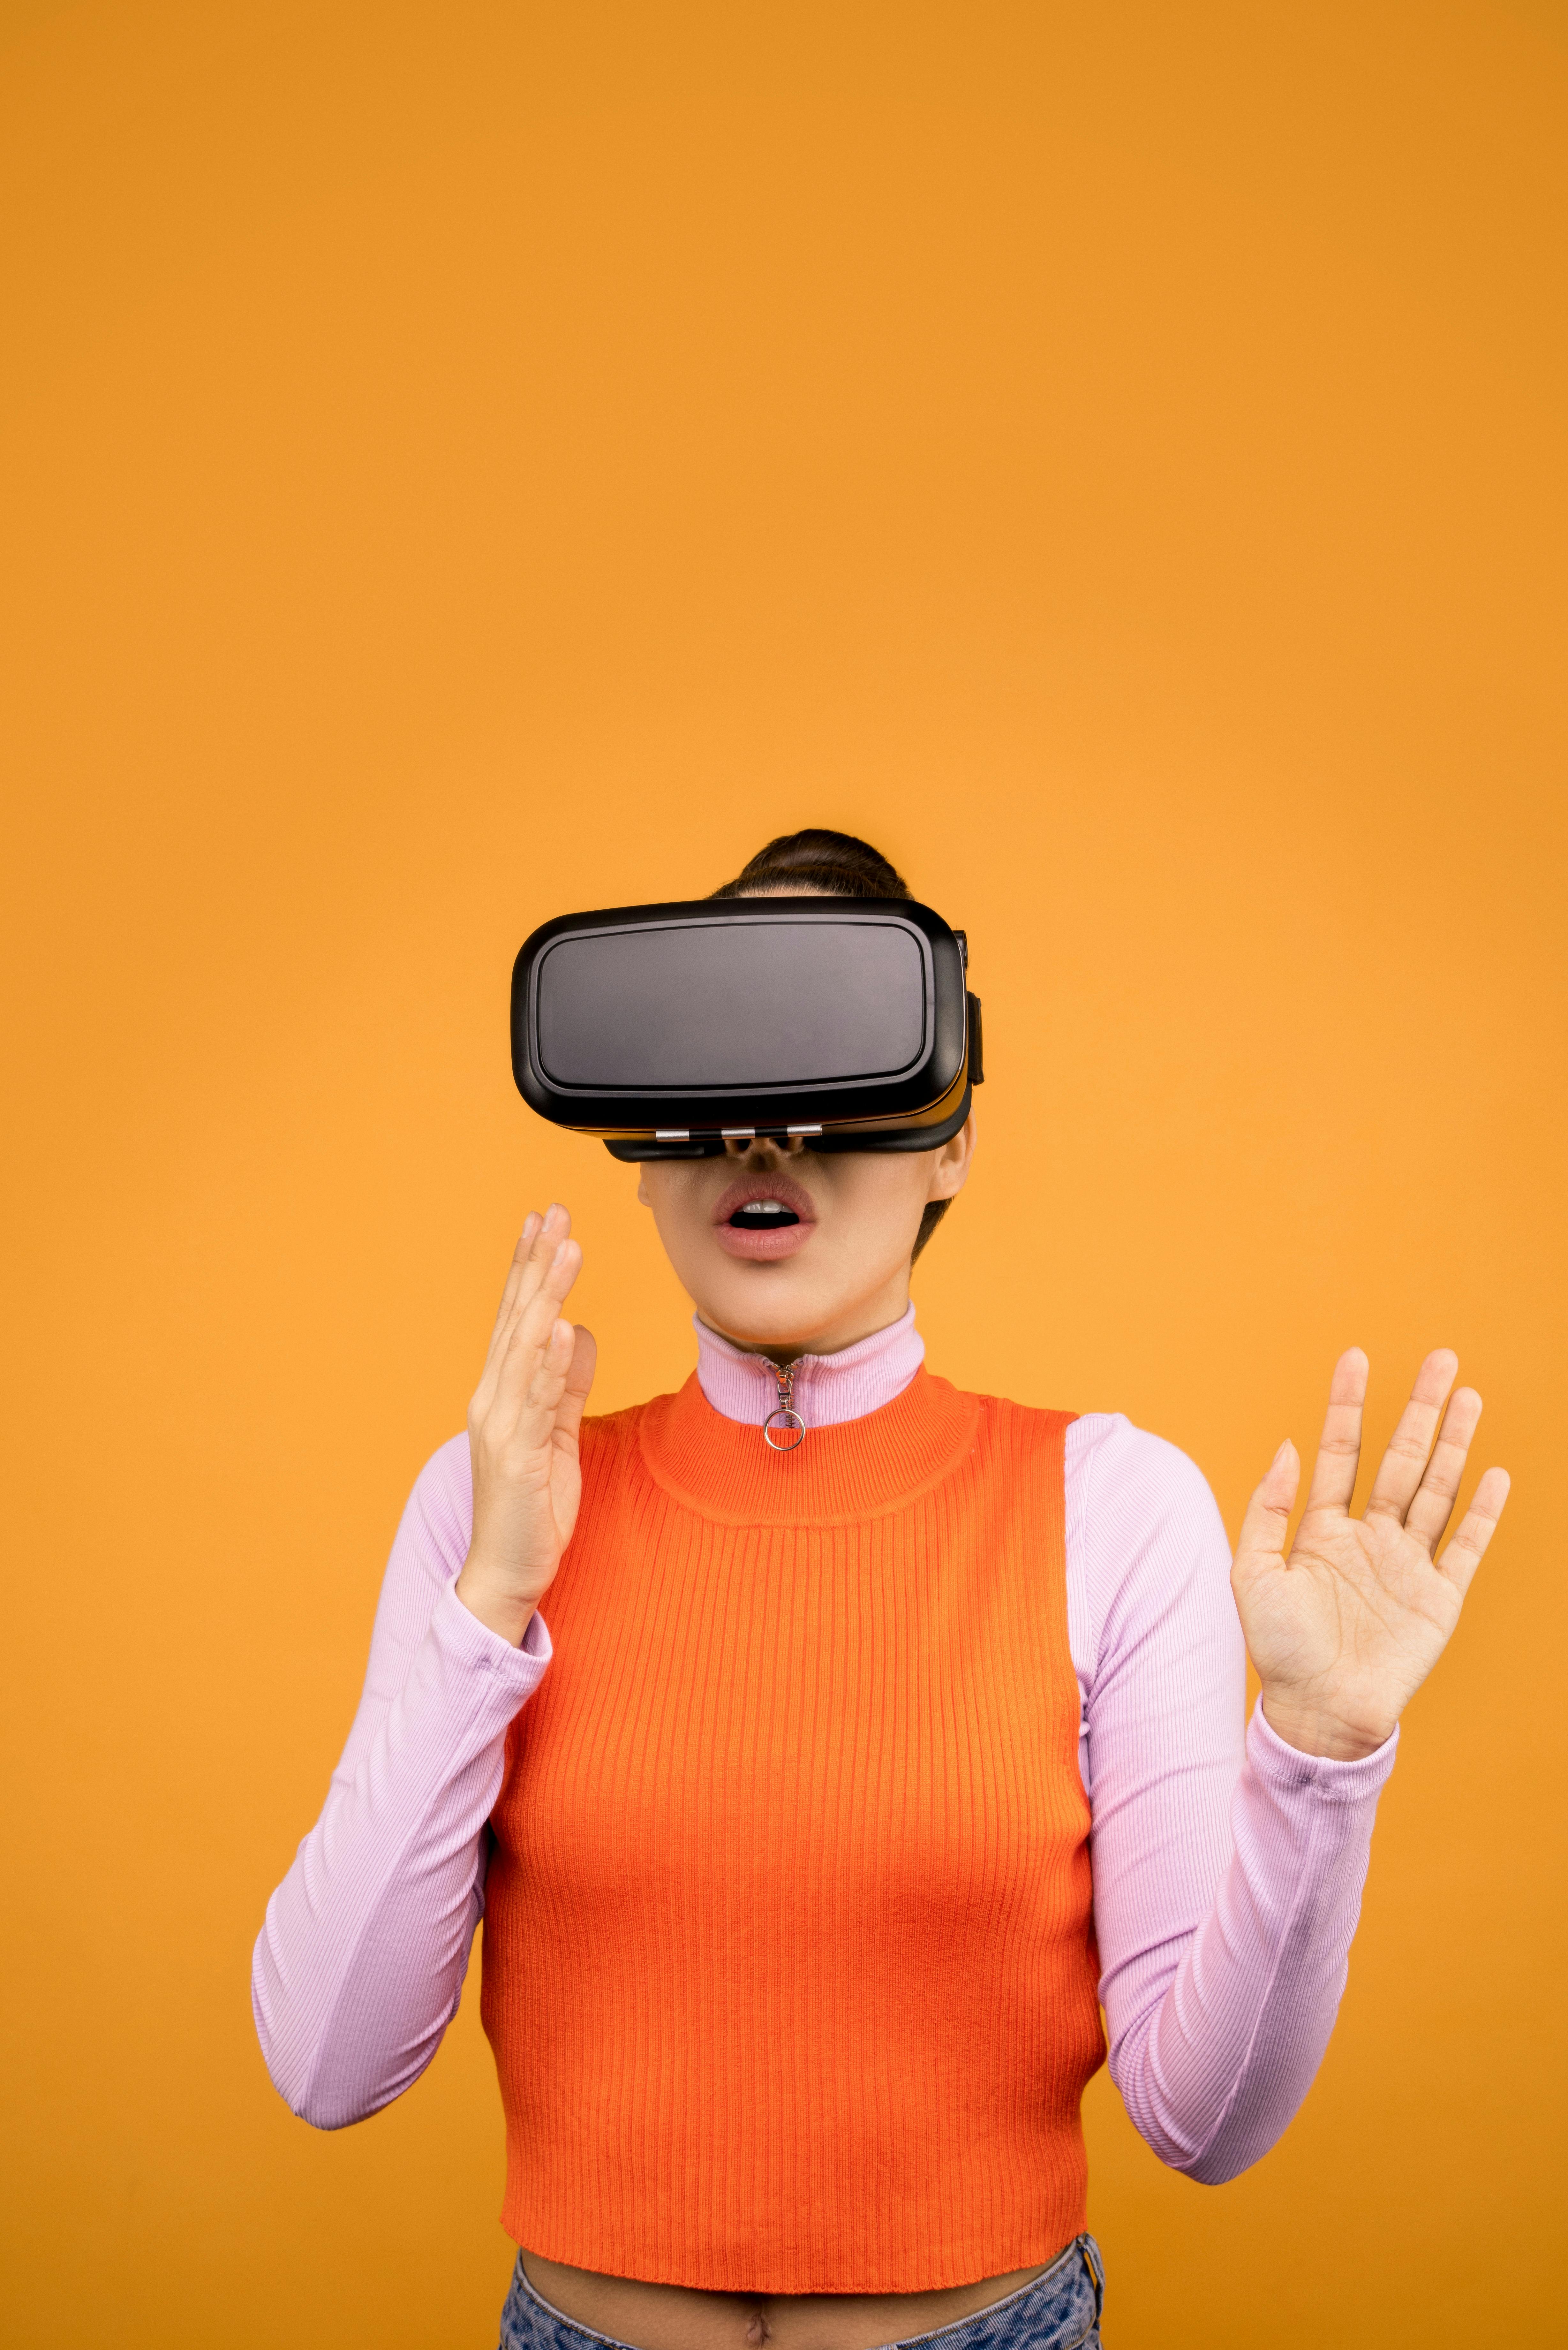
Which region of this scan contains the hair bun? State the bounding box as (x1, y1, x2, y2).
(710, 828, 911, 902)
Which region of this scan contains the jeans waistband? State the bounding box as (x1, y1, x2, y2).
(499, 2235, 1105, 2350)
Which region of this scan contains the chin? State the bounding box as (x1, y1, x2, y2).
(692, 1264, 843, 1351)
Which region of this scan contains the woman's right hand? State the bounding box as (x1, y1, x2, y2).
(454, 1205, 598, 1647)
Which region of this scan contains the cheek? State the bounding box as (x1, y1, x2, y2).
(641, 1175, 726, 1268)
(821, 1164, 932, 1247)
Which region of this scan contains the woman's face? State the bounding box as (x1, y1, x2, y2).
(636, 1121, 974, 1358)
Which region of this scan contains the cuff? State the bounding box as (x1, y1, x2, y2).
(1247, 1694, 1399, 1802)
(431, 1580, 553, 1696)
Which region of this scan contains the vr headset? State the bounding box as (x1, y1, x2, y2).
(511, 896, 984, 1159)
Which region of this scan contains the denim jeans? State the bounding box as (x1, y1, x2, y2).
(498, 2235, 1105, 2350)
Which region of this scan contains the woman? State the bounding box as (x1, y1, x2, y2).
(254, 830, 1509, 2350)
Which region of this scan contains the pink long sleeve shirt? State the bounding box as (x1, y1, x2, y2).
(253, 1309, 1397, 2187)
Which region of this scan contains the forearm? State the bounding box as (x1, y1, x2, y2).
(1107, 1699, 1396, 2179)
(252, 1582, 548, 2128)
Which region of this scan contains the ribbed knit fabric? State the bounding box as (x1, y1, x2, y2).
(480, 1368, 1103, 2294)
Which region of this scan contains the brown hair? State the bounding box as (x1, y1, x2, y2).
(710, 828, 912, 903)
(711, 830, 953, 1263)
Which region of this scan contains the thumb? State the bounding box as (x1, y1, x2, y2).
(555, 1325, 598, 1441)
(1235, 1438, 1300, 1565)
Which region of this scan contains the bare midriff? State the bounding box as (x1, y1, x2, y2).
(518, 2252, 1053, 2350)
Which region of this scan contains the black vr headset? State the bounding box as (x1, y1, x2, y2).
(511, 896, 984, 1160)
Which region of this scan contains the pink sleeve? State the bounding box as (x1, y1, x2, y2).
(250, 1434, 550, 2129)
(1067, 1414, 1398, 2180)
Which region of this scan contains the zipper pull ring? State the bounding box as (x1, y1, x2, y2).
(763, 1361, 805, 1451)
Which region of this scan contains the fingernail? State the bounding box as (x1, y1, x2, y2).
(552, 1241, 569, 1265)
(1273, 1440, 1292, 1466)
(521, 1211, 539, 1238)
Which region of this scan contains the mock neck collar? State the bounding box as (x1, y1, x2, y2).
(693, 1305, 925, 1430)
(639, 1363, 978, 1525)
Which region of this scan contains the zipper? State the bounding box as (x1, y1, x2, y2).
(762, 1359, 806, 1451)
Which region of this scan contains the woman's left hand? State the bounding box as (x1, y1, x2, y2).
(1233, 1350, 1510, 1761)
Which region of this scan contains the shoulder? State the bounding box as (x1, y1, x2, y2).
(961, 1392, 1211, 1511)
(1063, 1414, 1237, 1683)
(578, 1397, 665, 1465)
(579, 1399, 659, 1449)
(1065, 1410, 1223, 1526)
(576, 1393, 682, 1492)
(962, 1390, 1078, 1454)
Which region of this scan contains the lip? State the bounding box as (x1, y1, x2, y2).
(711, 1170, 819, 1262)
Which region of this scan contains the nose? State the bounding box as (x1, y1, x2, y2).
(724, 1134, 807, 1164)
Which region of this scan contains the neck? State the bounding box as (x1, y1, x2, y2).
(695, 1274, 915, 1369)
(693, 1304, 924, 1429)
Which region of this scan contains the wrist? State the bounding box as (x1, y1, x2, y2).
(1259, 1688, 1397, 1763)
(454, 1555, 539, 1649)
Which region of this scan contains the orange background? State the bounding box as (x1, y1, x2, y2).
(2, 3, 1564, 2343)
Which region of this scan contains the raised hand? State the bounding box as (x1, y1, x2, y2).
(453, 1204, 597, 1646)
(1233, 1349, 1510, 1760)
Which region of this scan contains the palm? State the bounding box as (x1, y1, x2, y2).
(1232, 1350, 1509, 1760)
(525, 1405, 588, 1567)
(458, 1204, 598, 1639)
(546, 1433, 584, 1554)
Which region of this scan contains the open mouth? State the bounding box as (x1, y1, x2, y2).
(711, 1173, 817, 1260)
(726, 1199, 801, 1232)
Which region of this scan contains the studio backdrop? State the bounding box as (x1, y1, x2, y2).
(2, 3, 1564, 2345)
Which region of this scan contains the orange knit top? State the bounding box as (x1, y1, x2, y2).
(480, 1367, 1104, 2294)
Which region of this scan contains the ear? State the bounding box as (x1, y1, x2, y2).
(636, 1172, 652, 1207)
(926, 1111, 976, 1203)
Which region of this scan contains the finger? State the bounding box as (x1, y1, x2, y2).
(1402, 1387, 1484, 1555)
(470, 1211, 575, 1426)
(496, 1239, 585, 1410)
(534, 1232, 582, 1315)
(1234, 1438, 1300, 1565)
(486, 1208, 558, 1359)
(1300, 1348, 1369, 1516)
(520, 1299, 599, 1438)
(485, 1206, 570, 1363)
(1434, 1466, 1511, 1600)
(488, 1212, 543, 1340)
(485, 1308, 575, 1453)
(523, 1311, 580, 1414)
(1363, 1349, 1459, 1523)
(552, 1325, 598, 1446)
